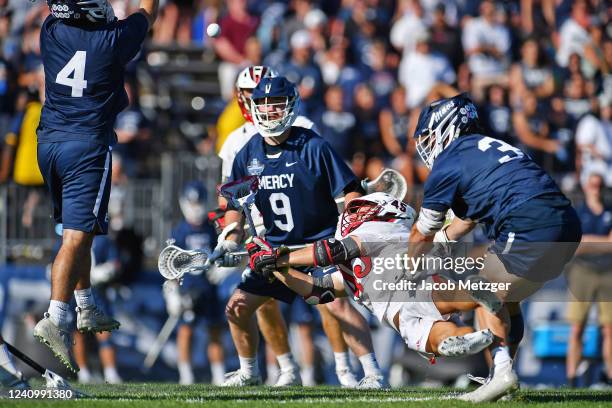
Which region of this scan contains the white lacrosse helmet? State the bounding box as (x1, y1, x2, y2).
(250, 76, 299, 138)
(340, 192, 416, 237)
(179, 181, 208, 226)
(236, 66, 278, 123)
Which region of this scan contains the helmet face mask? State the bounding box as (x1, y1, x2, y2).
(340, 192, 416, 237)
(250, 77, 299, 138)
(179, 182, 208, 226)
(235, 66, 278, 123)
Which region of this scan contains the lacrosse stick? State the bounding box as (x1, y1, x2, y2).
(335, 168, 408, 204)
(142, 313, 180, 370)
(218, 176, 260, 237)
(5, 342, 87, 397)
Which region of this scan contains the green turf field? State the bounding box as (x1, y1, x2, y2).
(2, 384, 611, 407)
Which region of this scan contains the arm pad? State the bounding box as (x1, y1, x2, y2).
(415, 207, 447, 236)
(313, 237, 360, 267)
(303, 273, 336, 305)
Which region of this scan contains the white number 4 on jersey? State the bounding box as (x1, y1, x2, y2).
(56, 51, 88, 97)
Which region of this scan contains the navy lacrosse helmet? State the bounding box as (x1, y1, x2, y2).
(47, 0, 115, 23)
(414, 93, 481, 168)
(179, 181, 208, 226)
(250, 76, 300, 138)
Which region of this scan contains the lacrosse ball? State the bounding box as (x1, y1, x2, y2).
(207, 23, 221, 38)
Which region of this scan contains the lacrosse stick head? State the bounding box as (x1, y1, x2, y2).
(365, 169, 408, 200)
(218, 176, 259, 209)
(158, 242, 209, 281)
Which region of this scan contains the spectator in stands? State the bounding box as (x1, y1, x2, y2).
(519, 0, 556, 37)
(214, 0, 259, 100)
(0, 81, 45, 229)
(379, 86, 412, 191)
(312, 85, 356, 163)
(390, 0, 427, 60)
(191, 1, 220, 47)
(279, 30, 323, 116)
(280, 0, 314, 53)
(509, 37, 555, 106)
(353, 83, 383, 179)
(481, 84, 513, 145)
(563, 73, 595, 123)
(114, 81, 151, 178)
(512, 90, 558, 169)
(556, 1, 604, 75)
(566, 164, 612, 388)
(318, 44, 363, 110)
(548, 96, 577, 174)
(575, 95, 612, 187)
(364, 39, 396, 109)
(398, 30, 456, 109)
(429, 4, 463, 70)
(462, 0, 511, 101)
(303, 8, 328, 59)
(152, 0, 193, 45)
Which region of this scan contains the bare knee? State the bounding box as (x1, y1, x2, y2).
(325, 297, 350, 317)
(62, 229, 94, 252)
(225, 291, 256, 326)
(569, 324, 585, 342)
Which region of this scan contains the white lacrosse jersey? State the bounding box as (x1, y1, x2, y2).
(218, 116, 315, 181)
(334, 220, 412, 330)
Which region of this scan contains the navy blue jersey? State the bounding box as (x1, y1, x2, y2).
(39, 13, 148, 145)
(230, 127, 357, 246)
(422, 134, 563, 238)
(171, 220, 217, 251)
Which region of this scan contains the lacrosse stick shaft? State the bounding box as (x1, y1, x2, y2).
(5, 342, 46, 374)
(242, 203, 258, 237)
(143, 314, 180, 369)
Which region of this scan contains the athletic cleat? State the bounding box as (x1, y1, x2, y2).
(76, 305, 120, 333)
(465, 276, 503, 314)
(438, 329, 494, 357)
(459, 362, 518, 402)
(274, 368, 302, 386)
(356, 374, 389, 390)
(221, 370, 262, 387)
(336, 368, 358, 388)
(0, 368, 30, 390)
(33, 313, 79, 373)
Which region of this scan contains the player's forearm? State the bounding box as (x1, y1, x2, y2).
(276, 246, 315, 267)
(444, 217, 477, 241)
(272, 268, 314, 297)
(224, 209, 244, 243)
(138, 0, 159, 28)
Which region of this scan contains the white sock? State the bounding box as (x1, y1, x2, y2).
(48, 300, 70, 330)
(0, 344, 19, 377)
(358, 353, 382, 377)
(301, 365, 315, 386)
(334, 351, 351, 372)
(178, 362, 194, 384)
(103, 366, 122, 384)
(239, 356, 259, 377)
(276, 352, 297, 372)
(211, 362, 226, 385)
(74, 287, 95, 309)
(266, 363, 279, 384)
(492, 345, 512, 367)
(77, 367, 92, 383)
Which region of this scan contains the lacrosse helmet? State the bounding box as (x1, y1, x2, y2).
(236, 66, 278, 123)
(47, 0, 115, 23)
(340, 192, 416, 237)
(179, 181, 208, 226)
(414, 93, 481, 169)
(250, 76, 300, 138)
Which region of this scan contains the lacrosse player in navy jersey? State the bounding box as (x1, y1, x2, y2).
(165, 181, 227, 385)
(33, 0, 158, 372)
(408, 94, 582, 402)
(218, 76, 385, 388)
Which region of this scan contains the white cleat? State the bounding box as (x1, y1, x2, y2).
(336, 368, 358, 388)
(466, 276, 503, 314)
(221, 370, 262, 387)
(274, 368, 302, 386)
(438, 329, 494, 357)
(459, 363, 518, 402)
(356, 374, 389, 390)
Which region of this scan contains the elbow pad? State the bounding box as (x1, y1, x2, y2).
(313, 237, 361, 267)
(415, 207, 447, 236)
(304, 273, 336, 305)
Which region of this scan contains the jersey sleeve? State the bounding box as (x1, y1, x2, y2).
(421, 157, 462, 212)
(115, 13, 149, 65)
(316, 139, 358, 197)
(4, 112, 24, 147)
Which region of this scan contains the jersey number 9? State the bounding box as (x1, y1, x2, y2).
(269, 193, 294, 232)
(56, 51, 88, 97)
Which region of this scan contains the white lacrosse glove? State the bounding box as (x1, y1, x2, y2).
(433, 225, 456, 257)
(206, 222, 241, 268)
